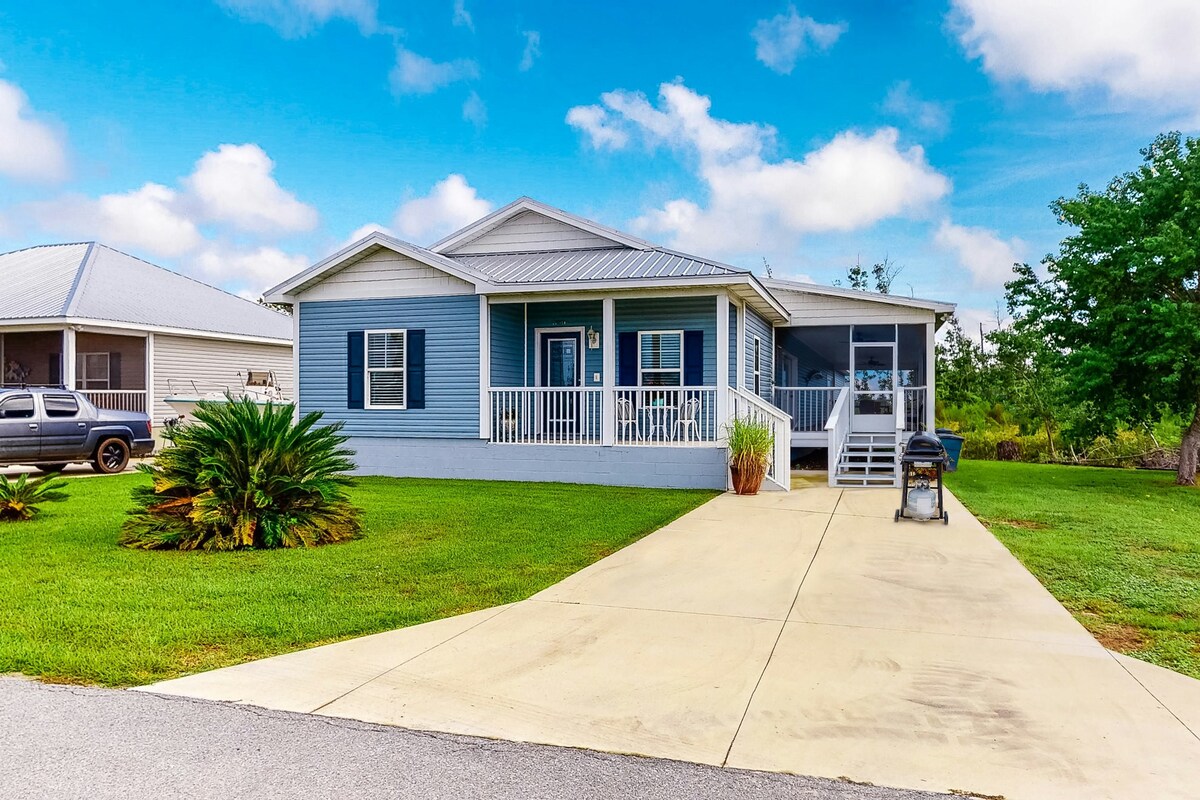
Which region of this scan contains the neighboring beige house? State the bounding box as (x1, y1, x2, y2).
(0, 242, 293, 427)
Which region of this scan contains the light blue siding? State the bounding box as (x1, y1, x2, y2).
(525, 300, 603, 386)
(728, 304, 738, 387)
(745, 307, 774, 401)
(489, 302, 524, 386)
(299, 296, 480, 438)
(616, 296, 717, 385)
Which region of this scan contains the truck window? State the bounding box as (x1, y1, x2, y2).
(0, 395, 35, 419)
(43, 395, 80, 418)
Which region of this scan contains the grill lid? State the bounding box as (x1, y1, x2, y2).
(904, 431, 947, 457)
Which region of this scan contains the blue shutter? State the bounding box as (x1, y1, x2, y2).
(347, 331, 364, 409)
(407, 329, 425, 409)
(617, 331, 638, 386)
(683, 330, 704, 386)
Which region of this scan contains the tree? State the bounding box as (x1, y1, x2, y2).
(987, 324, 1070, 459)
(838, 256, 902, 294)
(1005, 132, 1200, 485)
(935, 315, 989, 406)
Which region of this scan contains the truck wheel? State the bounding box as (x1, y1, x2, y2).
(36, 464, 68, 474)
(92, 438, 130, 474)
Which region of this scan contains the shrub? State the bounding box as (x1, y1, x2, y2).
(0, 473, 68, 521)
(120, 396, 361, 551)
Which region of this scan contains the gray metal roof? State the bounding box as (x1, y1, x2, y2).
(449, 247, 746, 284)
(0, 243, 292, 341)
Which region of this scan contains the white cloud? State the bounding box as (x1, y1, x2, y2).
(190, 243, 309, 293)
(519, 30, 541, 71)
(462, 91, 487, 129)
(216, 0, 378, 37)
(882, 81, 950, 135)
(933, 219, 1024, 289)
(568, 82, 950, 256)
(184, 143, 318, 234)
(390, 47, 479, 95)
(392, 174, 492, 243)
(751, 6, 846, 74)
(950, 0, 1200, 116)
(28, 183, 202, 258)
(452, 0, 473, 31)
(342, 222, 394, 248)
(0, 79, 69, 182)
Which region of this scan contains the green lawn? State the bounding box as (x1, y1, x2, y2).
(946, 461, 1200, 678)
(0, 473, 715, 687)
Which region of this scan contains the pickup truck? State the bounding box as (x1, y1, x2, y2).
(0, 387, 154, 474)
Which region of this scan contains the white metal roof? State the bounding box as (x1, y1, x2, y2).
(0, 243, 293, 342)
(763, 277, 956, 315)
(450, 247, 744, 284)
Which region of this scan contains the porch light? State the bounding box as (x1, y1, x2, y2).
(586, 327, 600, 349)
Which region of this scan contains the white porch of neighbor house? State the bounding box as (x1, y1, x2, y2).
(773, 322, 937, 488)
(479, 293, 792, 492)
(0, 327, 153, 414)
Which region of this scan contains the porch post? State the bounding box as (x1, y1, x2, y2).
(736, 300, 746, 389)
(601, 297, 615, 446)
(145, 332, 155, 421)
(925, 320, 936, 432)
(716, 292, 730, 425)
(479, 295, 491, 440)
(63, 327, 76, 389)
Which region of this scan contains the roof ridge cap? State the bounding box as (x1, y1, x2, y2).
(61, 242, 97, 316)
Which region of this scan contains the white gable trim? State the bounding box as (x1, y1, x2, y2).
(762, 278, 955, 315)
(430, 197, 655, 254)
(264, 232, 495, 302)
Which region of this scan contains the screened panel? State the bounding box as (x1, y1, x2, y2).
(852, 324, 896, 343)
(369, 372, 406, 407)
(367, 331, 406, 369)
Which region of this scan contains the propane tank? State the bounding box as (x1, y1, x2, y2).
(906, 477, 937, 520)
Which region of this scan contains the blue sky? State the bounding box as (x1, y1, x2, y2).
(1, 1, 1196, 331)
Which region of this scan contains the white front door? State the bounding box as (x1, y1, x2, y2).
(850, 343, 896, 433)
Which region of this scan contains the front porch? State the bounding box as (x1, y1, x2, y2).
(479, 293, 791, 490)
(1, 327, 151, 414)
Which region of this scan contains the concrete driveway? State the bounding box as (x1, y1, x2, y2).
(141, 479, 1200, 799)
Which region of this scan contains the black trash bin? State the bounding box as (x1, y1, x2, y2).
(935, 428, 965, 472)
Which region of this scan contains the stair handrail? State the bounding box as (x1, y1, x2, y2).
(824, 387, 851, 487)
(728, 387, 792, 492)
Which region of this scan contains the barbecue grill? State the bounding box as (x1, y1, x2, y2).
(894, 431, 949, 524)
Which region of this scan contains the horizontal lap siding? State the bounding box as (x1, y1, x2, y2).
(728, 304, 738, 387)
(489, 303, 524, 386)
(745, 307, 774, 401)
(299, 296, 479, 438)
(448, 211, 617, 254)
(616, 296, 717, 385)
(300, 249, 474, 302)
(153, 334, 293, 425)
(525, 300, 603, 386)
(773, 288, 935, 325)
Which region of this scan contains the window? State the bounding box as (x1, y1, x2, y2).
(0, 395, 34, 419)
(753, 337, 761, 395)
(77, 352, 111, 390)
(365, 330, 406, 409)
(638, 331, 682, 387)
(43, 395, 79, 418)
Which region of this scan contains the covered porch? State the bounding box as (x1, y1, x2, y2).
(0, 327, 151, 413)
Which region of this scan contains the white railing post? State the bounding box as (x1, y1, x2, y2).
(825, 388, 850, 488)
(601, 298, 615, 446)
(926, 321, 936, 433)
(716, 293, 730, 432)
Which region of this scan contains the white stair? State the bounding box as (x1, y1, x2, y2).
(834, 432, 898, 487)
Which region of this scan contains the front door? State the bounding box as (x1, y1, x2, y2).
(850, 343, 895, 433)
(539, 332, 582, 438)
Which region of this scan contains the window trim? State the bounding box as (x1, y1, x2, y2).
(636, 329, 684, 387)
(77, 352, 111, 391)
(753, 336, 762, 395)
(364, 329, 408, 410)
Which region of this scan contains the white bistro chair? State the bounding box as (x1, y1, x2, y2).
(672, 396, 701, 442)
(616, 396, 642, 442)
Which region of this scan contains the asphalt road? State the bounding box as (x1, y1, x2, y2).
(0, 677, 953, 800)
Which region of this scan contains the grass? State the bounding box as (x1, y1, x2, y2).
(0, 473, 715, 687)
(946, 461, 1200, 678)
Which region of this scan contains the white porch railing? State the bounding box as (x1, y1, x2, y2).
(80, 389, 148, 414)
(728, 387, 792, 490)
(773, 387, 842, 432)
(824, 388, 851, 487)
(614, 387, 719, 445)
(489, 387, 603, 445)
(901, 386, 927, 432)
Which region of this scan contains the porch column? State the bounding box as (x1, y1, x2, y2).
(479, 296, 491, 440)
(736, 300, 746, 389)
(925, 320, 936, 432)
(63, 327, 76, 389)
(145, 332, 155, 421)
(601, 297, 615, 446)
(716, 292, 730, 425)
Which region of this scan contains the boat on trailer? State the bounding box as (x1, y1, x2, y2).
(163, 370, 287, 426)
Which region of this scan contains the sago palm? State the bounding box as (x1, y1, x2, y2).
(0, 473, 68, 521)
(121, 396, 362, 550)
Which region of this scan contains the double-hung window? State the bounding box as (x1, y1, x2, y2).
(638, 331, 683, 386)
(365, 330, 407, 409)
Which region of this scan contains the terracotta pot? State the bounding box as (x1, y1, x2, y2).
(730, 463, 766, 495)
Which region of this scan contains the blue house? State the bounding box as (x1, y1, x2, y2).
(265, 198, 955, 491)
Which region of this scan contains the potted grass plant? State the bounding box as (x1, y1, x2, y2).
(726, 416, 775, 495)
